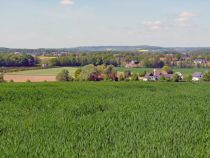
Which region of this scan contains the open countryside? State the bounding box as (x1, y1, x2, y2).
(1, 0, 210, 157)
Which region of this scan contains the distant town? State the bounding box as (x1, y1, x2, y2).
(0, 46, 210, 82)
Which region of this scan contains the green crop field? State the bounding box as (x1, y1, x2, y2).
(1, 82, 210, 157)
(7, 67, 79, 76)
(116, 67, 209, 75)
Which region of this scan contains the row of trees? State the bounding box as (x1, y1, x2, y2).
(56, 64, 117, 82)
(0, 54, 37, 67)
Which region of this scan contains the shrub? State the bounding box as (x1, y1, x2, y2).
(202, 70, 210, 81)
(74, 68, 82, 80)
(0, 73, 4, 82)
(131, 73, 139, 81)
(118, 73, 124, 81)
(184, 74, 192, 82)
(56, 69, 73, 81)
(172, 74, 180, 82)
(161, 66, 173, 74)
(159, 76, 166, 82)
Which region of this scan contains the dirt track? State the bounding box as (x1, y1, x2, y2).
(3, 75, 56, 82)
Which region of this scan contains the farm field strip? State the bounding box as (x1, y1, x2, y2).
(1, 82, 210, 157)
(6, 67, 79, 76)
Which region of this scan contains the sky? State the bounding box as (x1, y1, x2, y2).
(0, 0, 210, 48)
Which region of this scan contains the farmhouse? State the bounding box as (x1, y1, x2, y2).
(125, 60, 140, 68)
(192, 72, 203, 81)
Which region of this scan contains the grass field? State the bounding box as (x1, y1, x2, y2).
(1, 82, 210, 157)
(116, 67, 209, 75)
(7, 67, 79, 76)
(6, 66, 209, 76)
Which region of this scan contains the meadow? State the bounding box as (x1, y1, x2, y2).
(7, 66, 208, 77)
(7, 67, 79, 76)
(1, 82, 210, 157)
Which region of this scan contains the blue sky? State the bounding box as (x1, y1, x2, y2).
(0, 0, 210, 48)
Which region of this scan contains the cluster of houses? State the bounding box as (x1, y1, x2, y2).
(138, 68, 204, 82)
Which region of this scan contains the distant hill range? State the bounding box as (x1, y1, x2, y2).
(1, 46, 210, 54)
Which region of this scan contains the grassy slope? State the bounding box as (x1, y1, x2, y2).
(7, 67, 78, 76)
(1, 82, 210, 157)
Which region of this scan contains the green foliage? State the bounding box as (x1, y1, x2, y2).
(139, 70, 146, 77)
(1, 82, 210, 157)
(159, 75, 166, 82)
(172, 74, 180, 82)
(0, 73, 4, 82)
(161, 65, 173, 74)
(185, 74, 192, 82)
(131, 73, 139, 81)
(124, 70, 131, 79)
(80, 64, 96, 81)
(202, 70, 210, 81)
(118, 73, 124, 81)
(0, 54, 36, 67)
(74, 68, 82, 80)
(56, 69, 73, 81)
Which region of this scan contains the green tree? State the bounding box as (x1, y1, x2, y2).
(118, 73, 124, 81)
(185, 74, 192, 82)
(203, 70, 210, 81)
(159, 76, 166, 82)
(81, 64, 96, 81)
(161, 65, 173, 74)
(172, 74, 180, 82)
(131, 73, 139, 81)
(74, 68, 82, 80)
(124, 70, 131, 79)
(0, 73, 4, 82)
(56, 69, 73, 81)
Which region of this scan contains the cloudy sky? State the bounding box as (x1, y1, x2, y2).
(0, 0, 210, 48)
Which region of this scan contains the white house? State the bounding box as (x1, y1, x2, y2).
(192, 72, 203, 81)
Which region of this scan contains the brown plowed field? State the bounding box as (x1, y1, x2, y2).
(3, 75, 56, 82)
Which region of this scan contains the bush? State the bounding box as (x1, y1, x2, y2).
(184, 74, 192, 82)
(161, 66, 173, 74)
(74, 68, 82, 80)
(159, 76, 166, 82)
(131, 73, 139, 81)
(203, 70, 210, 81)
(56, 69, 73, 82)
(0, 73, 4, 82)
(124, 70, 131, 79)
(172, 74, 180, 82)
(118, 73, 124, 81)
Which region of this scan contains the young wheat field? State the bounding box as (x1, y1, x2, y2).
(1, 82, 210, 157)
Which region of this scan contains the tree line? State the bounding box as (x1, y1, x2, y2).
(0, 54, 37, 67)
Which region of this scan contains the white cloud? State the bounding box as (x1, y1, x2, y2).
(143, 21, 162, 30)
(178, 11, 195, 23)
(60, 0, 74, 5)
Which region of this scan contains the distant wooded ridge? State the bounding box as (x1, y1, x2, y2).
(1, 46, 210, 54)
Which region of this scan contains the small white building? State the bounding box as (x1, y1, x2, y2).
(192, 72, 203, 81)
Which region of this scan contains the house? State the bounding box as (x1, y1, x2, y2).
(163, 74, 173, 80)
(193, 59, 207, 64)
(192, 72, 203, 81)
(125, 60, 140, 68)
(144, 73, 155, 81)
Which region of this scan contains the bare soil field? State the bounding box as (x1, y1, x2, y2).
(3, 75, 56, 82)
